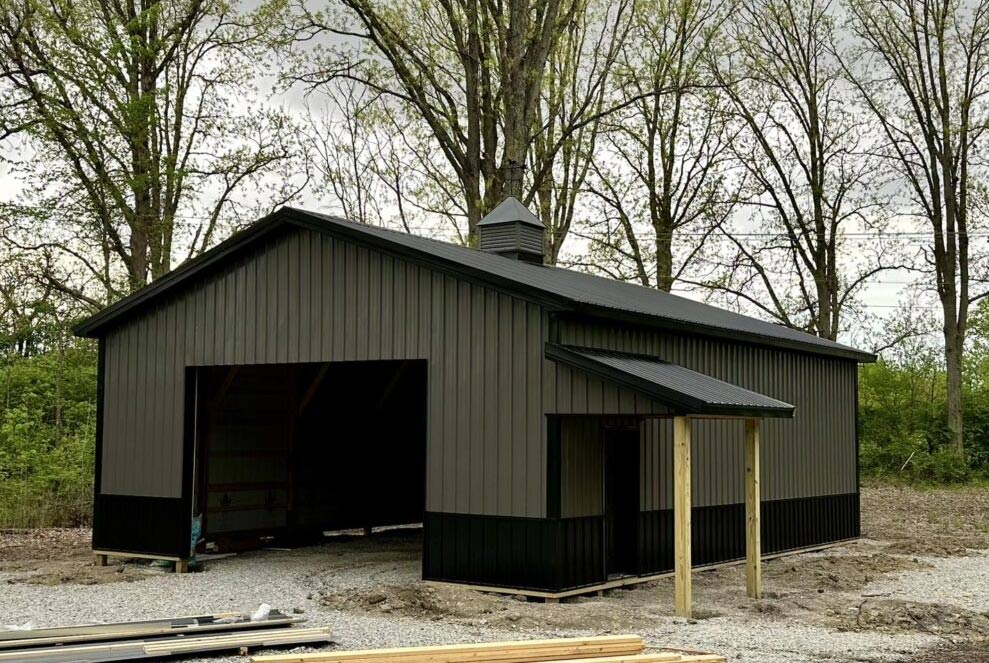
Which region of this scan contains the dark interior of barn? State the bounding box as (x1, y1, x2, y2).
(192, 360, 427, 551)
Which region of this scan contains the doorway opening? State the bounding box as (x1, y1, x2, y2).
(604, 426, 639, 577)
(191, 360, 427, 552)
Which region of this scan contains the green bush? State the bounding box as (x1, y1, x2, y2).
(858, 342, 989, 485)
(0, 343, 97, 527)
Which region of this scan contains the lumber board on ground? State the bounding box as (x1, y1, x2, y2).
(91, 549, 183, 562)
(144, 627, 332, 655)
(251, 635, 645, 663)
(298, 644, 647, 663)
(0, 612, 302, 650)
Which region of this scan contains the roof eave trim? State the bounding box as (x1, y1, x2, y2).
(545, 343, 795, 419)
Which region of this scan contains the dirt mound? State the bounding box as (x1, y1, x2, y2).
(767, 552, 931, 592)
(319, 583, 499, 619)
(884, 537, 981, 558)
(317, 582, 689, 631)
(843, 598, 989, 636)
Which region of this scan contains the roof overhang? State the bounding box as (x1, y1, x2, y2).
(546, 344, 796, 419)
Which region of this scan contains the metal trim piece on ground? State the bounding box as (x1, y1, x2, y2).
(0, 627, 332, 663)
(0, 611, 303, 650)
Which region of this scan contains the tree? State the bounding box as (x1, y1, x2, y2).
(845, 0, 989, 450)
(702, 0, 892, 340)
(579, 0, 733, 291)
(0, 0, 303, 304)
(282, 0, 639, 251)
(528, 0, 633, 264)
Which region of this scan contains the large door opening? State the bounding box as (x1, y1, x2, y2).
(604, 426, 639, 577)
(191, 360, 427, 551)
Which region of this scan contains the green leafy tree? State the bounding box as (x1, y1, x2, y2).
(844, 0, 989, 451)
(0, 0, 304, 304)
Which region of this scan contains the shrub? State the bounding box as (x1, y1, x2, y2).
(0, 343, 96, 527)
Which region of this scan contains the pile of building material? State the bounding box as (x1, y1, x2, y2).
(251, 635, 724, 663)
(0, 610, 331, 662)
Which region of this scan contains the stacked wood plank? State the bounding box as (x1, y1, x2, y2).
(0, 611, 331, 662)
(251, 635, 724, 663)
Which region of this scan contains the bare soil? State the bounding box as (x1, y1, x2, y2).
(0, 528, 162, 585)
(860, 482, 989, 556)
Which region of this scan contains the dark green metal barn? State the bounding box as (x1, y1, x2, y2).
(75, 198, 873, 609)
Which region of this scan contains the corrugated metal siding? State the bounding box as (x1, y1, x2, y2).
(100, 227, 547, 518)
(555, 320, 857, 506)
(560, 418, 604, 518)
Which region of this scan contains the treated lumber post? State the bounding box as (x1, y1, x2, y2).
(175, 559, 190, 574)
(673, 415, 692, 618)
(94, 553, 107, 567)
(745, 418, 762, 599)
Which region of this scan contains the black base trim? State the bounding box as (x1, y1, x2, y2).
(638, 492, 860, 575)
(423, 494, 858, 592)
(92, 494, 189, 558)
(423, 512, 604, 592)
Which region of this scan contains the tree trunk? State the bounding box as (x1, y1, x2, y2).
(655, 225, 674, 292)
(944, 318, 965, 451)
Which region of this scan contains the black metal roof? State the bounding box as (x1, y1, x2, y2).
(546, 344, 796, 418)
(74, 207, 875, 362)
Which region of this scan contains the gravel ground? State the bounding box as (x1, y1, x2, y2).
(2, 485, 988, 663)
(0, 541, 938, 663)
(859, 549, 989, 614)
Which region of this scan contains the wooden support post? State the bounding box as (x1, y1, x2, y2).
(745, 418, 762, 599)
(175, 560, 190, 574)
(94, 553, 107, 567)
(673, 415, 692, 618)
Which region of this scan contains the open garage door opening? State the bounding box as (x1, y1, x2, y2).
(191, 360, 427, 551)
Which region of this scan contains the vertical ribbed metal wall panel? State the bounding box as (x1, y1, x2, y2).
(555, 319, 857, 506)
(559, 418, 605, 518)
(100, 228, 547, 518)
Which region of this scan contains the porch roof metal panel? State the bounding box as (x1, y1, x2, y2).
(546, 344, 796, 419)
